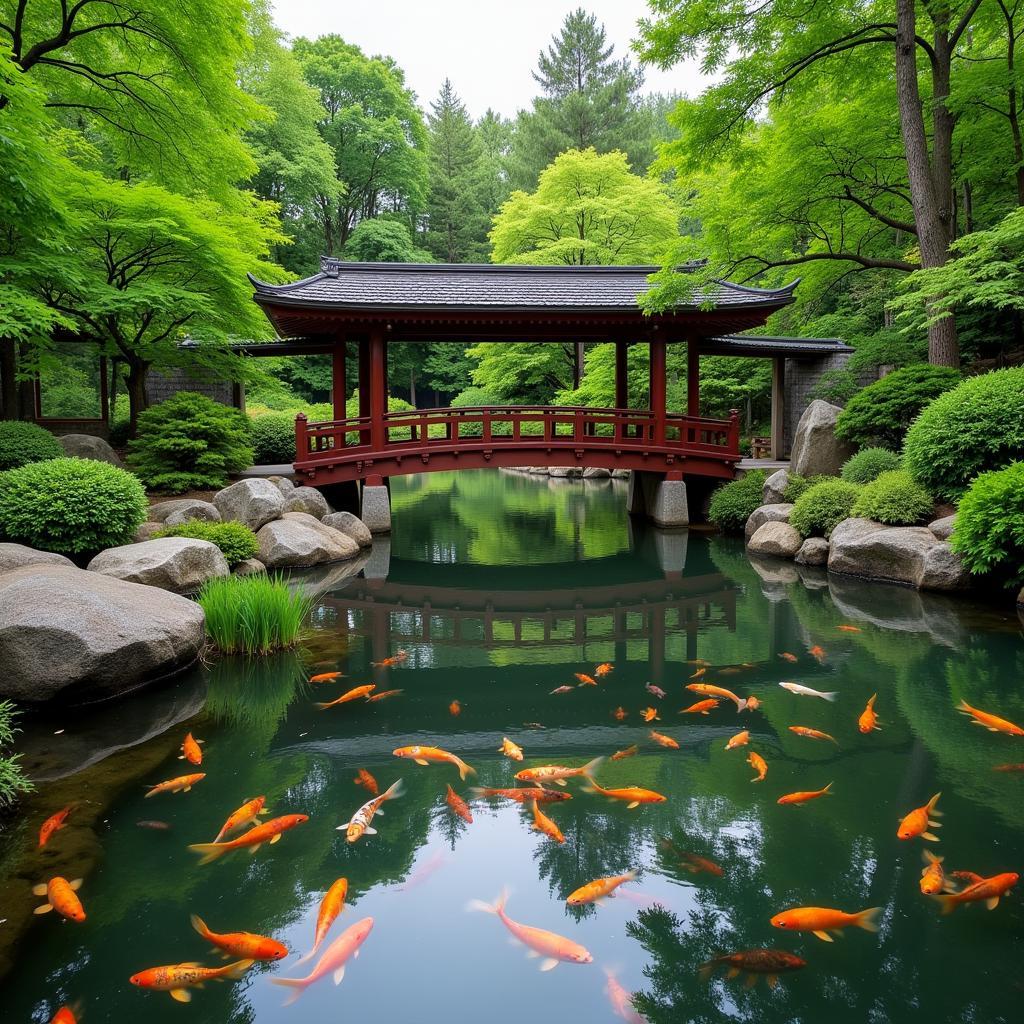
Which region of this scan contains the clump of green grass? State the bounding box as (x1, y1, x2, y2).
(198, 573, 311, 655)
(0, 700, 33, 810)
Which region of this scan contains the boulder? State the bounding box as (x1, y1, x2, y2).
(583, 466, 611, 479)
(213, 478, 286, 530)
(919, 542, 972, 592)
(0, 543, 74, 573)
(57, 433, 123, 467)
(88, 537, 229, 594)
(322, 511, 373, 548)
(744, 503, 794, 540)
(1018, 587, 1024, 607)
(612, 468, 631, 479)
(748, 522, 803, 558)
(0, 564, 205, 705)
(790, 400, 856, 477)
(268, 475, 296, 496)
(748, 555, 800, 589)
(763, 468, 790, 505)
(795, 537, 830, 566)
(257, 513, 359, 569)
(232, 557, 266, 576)
(133, 522, 164, 543)
(284, 486, 331, 519)
(927, 514, 956, 541)
(148, 499, 221, 525)
(548, 466, 573, 478)
(528, 466, 549, 475)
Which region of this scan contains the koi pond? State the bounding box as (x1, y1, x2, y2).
(3, 469, 1024, 1023)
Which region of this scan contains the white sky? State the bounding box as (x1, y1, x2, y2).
(270, 0, 709, 119)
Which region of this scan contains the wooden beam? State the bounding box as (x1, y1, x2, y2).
(368, 331, 387, 451)
(687, 340, 700, 416)
(770, 357, 786, 459)
(614, 340, 628, 440)
(332, 338, 347, 421)
(649, 337, 666, 444)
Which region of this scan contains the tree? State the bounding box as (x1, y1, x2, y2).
(475, 109, 514, 228)
(342, 218, 433, 262)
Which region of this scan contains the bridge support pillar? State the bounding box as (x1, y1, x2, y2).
(627, 470, 689, 528)
(361, 477, 392, 534)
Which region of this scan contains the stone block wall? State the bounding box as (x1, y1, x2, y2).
(147, 369, 244, 411)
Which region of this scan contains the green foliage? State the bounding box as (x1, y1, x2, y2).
(250, 412, 297, 464)
(198, 574, 311, 655)
(835, 366, 962, 448)
(790, 479, 862, 538)
(0, 457, 147, 554)
(154, 520, 259, 568)
(903, 368, 1024, 502)
(951, 463, 1024, 586)
(780, 474, 828, 503)
(841, 447, 902, 484)
(851, 470, 933, 526)
(127, 392, 254, 493)
(708, 470, 768, 533)
(0, 421, 63, 470)
(0, 700, 33, 810)
(342, 219, 433, 263)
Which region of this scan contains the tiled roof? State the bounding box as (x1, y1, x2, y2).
(705, 335, 854, 357)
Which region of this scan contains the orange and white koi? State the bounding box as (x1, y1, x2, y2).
(130, 959, 254, 1002)
(372, 650, 408, 667)
(641, 707, 660, 722)
(919, 851, 946, 895)
(646, 682, 667, 699)
(788, 726, 837, 744)
(956, 700, 1024, 736)
(930, 872, 1019, 914)
(686, 683, 748, 712)
(271, 917, 373, 1005)
(145, 773, 205, 798)
(770, 905, 880, 941)
(575, 672, 597, 686)
(315, 684, 375, 709)
(748, 751, 768, 782)
(38, 807, 71, 848)
(189, 913, 287, 960)
(296, 877, 348, 966)
(779, 682, 838, 702)
(393, 744, 475, 780)
(446, 784, 473, 823)
(470, 786, 572, 804)
(859, 694, 881, 733)
(680, 699, 719, 715)
(530, 799, 565, 844)
(611, 744, 639, 761)
(515, 757, 603, 787)
(777, 783, 832, 805)
(189, 814, 309, 864)
(584, 778, 667, 809)
(468, 890, 592, 969)
(779, 652, 798, 663)
(366, 688, 403, 703)
(179, 732, 204, 765)
(309, 671, 344, 683)
(566, 869, 638, 906)
(595, 663, 614, 677)
(339, 778, 404, 843)
(449, 699, 462, 714)
(499, 737, 524, 761)
(898, 792, 942, 841)
(613, 706, 628, 720)
(212, 796, 266, 843)
(33, 877, 85, 922)
(725, 730, 750, 751)
(650, 730, 679, 749)
(354, 769, 378, 795)
(604, 969, 645, 1023)
(550, 686, 574, 695)
(837, 624, 861, 633)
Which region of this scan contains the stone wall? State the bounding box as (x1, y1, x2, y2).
(147, 368, 243, 410)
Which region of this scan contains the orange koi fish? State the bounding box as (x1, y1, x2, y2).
(789, 726, 837, 744)
(859, 694, 881, 733)
(837, 624, 861, 633)
(354, 769, 378, 795)
(641, 707, 660, 722)
(470, 786, 572, 804)
(770, 905, 880, 941)
(931, 872, 1019, 914)
(748, 751, 768, 782)
(296, 877, 348, 966)
(613, 706, 628, 721)
(393, 744, 476, 780)
(611, 744, 639, 761)
(468, 890, 592, 969)
(698, 950, 806, 988)
(956, 700, 1024, 736)
(515, 757, 603, 787)
(650, 730, 679, 749)
(681, 852, 724, 876)
(271, 918, 373, 1005)
(33, 877, 85, 922)
(340, 779, 404, 843)
(309, 671, 344, 683)
(189, 814, 309, 864)
(530, 799, 565, 844)
(50, 1007, 80, 1024)
(550, 686, 574, 695)
(179, 732, 204, 765)
(446, 784, 473, 823)
(499, 737, 524, 761)
(779, 652, 798, 663)
(898, 792, 942, 841)
(38, 807, 71, 848)
(145, 773, 205, 798)
(690, 667, 706, 679)
(213, 796, 266, 843)
(680, 699, 719, 715)
(366, 688, 403, 703)
(725, 730, 750, 751)
(130, 959, 253, 1003)
(566, 869, 637, 906)
(686, 683, 748, 712)
(809, 645, 826, 663)
(584, 778, 667, 809)
(190, 913, 287, 960)
(315, 684, 375, 710)
(372, 650, 408, 667)
(595, 663, 614, 677)
(777, 783, 832, 805)
(575, 672, 597, 686)
(449, 699, 462, 714)
(604, 969, 645, 1023)
(745, 695, 762, 712)
(919, 851, 946, 895)
(993, 763, 1024, 772)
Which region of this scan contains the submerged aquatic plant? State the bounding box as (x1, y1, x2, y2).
(198, 574, 311, 655)
(0, 700, 34, 810)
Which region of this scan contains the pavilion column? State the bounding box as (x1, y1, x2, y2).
(770, 357, 786, 459)
(648, 336, 666, 445)
(368, 330, 388, 451)
(332, 338, 347, 421)
(358, 338, 371, 445)
(614, 339, 628, 440)
(687, 339, 700, 416)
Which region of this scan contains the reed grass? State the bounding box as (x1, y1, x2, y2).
(0, 700, 33, 810)
(198, 574, 312, 655)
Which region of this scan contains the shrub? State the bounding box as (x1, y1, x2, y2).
(708, 470, 768, 532)
(902, 367, 1024, 502)
(834, 365, 961, 448)
(840, 447, 902, 484)
(154, 520, 259, 568)
(850, 470, 933, 525)
(198, 573, 311, 655)
(950, 462, 1024, 586)
(0, 457, 147, 554)
(127, 392, 253, 493)
(250, 412, 297, 464)
(0, 421, 63, 470)
(0, 700, 33, 810)
(790, 479, 862, 538)
(782, 473, 829, 503)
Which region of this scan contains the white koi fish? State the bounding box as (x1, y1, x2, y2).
(271, 917, 373, 1005)
(779, 682, 838, 702)
(337, 779, 404, 843)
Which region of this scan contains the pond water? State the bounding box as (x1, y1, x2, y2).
(3, 469, 1024, 1024)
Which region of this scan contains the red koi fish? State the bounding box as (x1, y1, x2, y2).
(38, 807, 71, 848)
(354, 769, 379, 795)
(446, 784, 473, 823)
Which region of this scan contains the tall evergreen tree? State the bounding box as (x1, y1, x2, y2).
(475, 109, 514, 230)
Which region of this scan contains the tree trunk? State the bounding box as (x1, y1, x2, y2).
(0, 339, 17, 419)
(409, 367, 417, 407)
(573, 341, 585, 389)
(126, 360, 149, 437)
(895, 0, 959, 366)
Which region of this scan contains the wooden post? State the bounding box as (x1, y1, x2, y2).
(358, 338, 371, 445)
(369, 331, 387, 451)
(332, 338, 347, 422)
(294, 412, 308, 461)
(687, 339, 700, 416)
(770, 357, 786, 459)
(649, 336, 666, 444)
(614, 339, 628, 440)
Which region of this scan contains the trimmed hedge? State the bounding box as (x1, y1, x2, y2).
(850, 470, 933, 525)
(782, 473, 828, 503)
(841, 447, 902, 484)
(154, 520, 260, 568)
(834, 364, 961, 448)
(902, 367, 1024, 502)
(789, 479, 862, 538)
(950, 462, 1024, 587)
(708, 470, 768, 533)
(0, 457, 148, 554)
(0, 421, 63, 470)
(250, 412, 297, 464)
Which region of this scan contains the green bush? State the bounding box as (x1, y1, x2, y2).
(850, 470, 933, 525)
(0, 457, 147, 555)
(0, 421, 63, 470)
(790, 479, 862, 538)
(0, 700, 33, 810)
(198, 573, 311, 655)
(841, 447, 902, 484)
(782, 473, 829, 503)
(834, 364, 961, 449)
(902, 368, 1024, 502)
(708, 470, 768, 532)
(250, 412, 296, 464)
(154, 520, 259, 568)
(950, 462, 1024, 586)
(127, 392, 253, 493)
